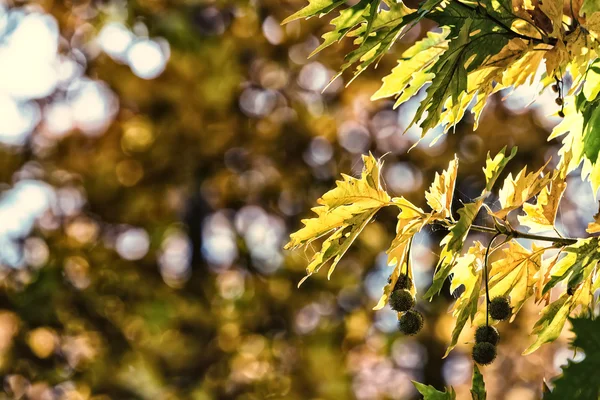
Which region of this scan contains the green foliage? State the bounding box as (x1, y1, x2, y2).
(470, 365, 486, 400)
(545, 318, 600, 400)
(413, 382, 457, 399)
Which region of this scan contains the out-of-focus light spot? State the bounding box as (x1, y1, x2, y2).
(385, 162, 423, 194)
(202, 212, 238, 268)
(43, 101, 73, 137)
(442, 354, 472, 385)
(122, 118, 154, 152)
(127, 39, 168, 80)
(0, 12, 59, 99)
(298, 62, 329, 92)
(158, 229, 192, 287)
(0, 311, 19, 352)
(338, 122, 371, 154)
(295, 304, 320, 334)
(239, 87, 277, 118)
(235, 206, 285, 274)
(262, 16, 284, 45)
(505, 387, 537, 400)
(0, 95, 40, 145)
(374, 306, 400, 333)
(64, 256, 91, 289)
(23, 237, 49, 268)
(392, 340, 428, 369)
(27, 327, 57, 359)
(57, 186, 86, 217)
(116, 228, 150, 261)
(97, 22, 133, 61)
(68, 78, 118, 135)
(217, 270, 245, 300)
(304, 136, 333, 166)
(65, 216, 99, 245)
(116, 159, 144, 186)
(0, 180, 55, 238)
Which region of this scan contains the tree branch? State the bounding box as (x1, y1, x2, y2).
(470, 224, 578, 245)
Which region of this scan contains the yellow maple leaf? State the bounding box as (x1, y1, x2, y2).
(518, 157, 569, 233)
(445, 242, 485, 356)
(488, 241, 544, 315)
(285, 153, 391, 284)
(490, 160, 552, 219)
(425, 156, 459, 219)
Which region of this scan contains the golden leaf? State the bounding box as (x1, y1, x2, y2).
(425, 156, 459, 219)
(285, 153, 391, 285)
(488, 241, 544, 315)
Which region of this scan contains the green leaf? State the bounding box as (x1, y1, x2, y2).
(282, 0, 346, 24)
(543, 238, 600, 294)
(371, 27, 450, 108)
(523, 295, 572, 355)
(413, 382, 457, 399)
(581, 0, 600, 16)
(336, 3, 414, 83)
(470, 365, 486, 400)
(310, 0, 372, 57)
(545, 317, 600, 400)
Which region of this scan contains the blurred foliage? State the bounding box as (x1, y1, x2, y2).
(0, 0, 594, 399)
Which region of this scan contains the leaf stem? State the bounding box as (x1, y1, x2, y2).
(470, 224, 578, 246)
(484, 232, 501, 326)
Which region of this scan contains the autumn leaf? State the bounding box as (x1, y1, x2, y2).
(445, 242, 485, 356)
(518, 162, 567, 233)
(282, 0, 346, 24)
(425, 156, 459, 219)
(285, 153, 391, 284)
(490, 160, 552, 219)
(488, 241, 544, 315)
(425, 147, 516, 298)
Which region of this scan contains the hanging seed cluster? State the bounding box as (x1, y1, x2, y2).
(389, 274, 423, 335)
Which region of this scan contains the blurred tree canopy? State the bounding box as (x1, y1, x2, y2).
(0, 0, 596, 399)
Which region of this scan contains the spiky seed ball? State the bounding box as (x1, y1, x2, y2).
(558, 110, 565, 118)
(472, 342, 497, 365)
(552, 84, 559, 93)
(489, 297, 512, 321)
(555, 97, 564, 106)
(394, 274, 413, 291)
(389, 289, 415, 312)
(398, 310, 424, 335)
(475, 325, 500, 346)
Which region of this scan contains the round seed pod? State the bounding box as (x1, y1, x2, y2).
(398, 310, 424, 335)
(472, 342, 497, 365)
(475, 325, 500, 346)
(489, 297, 512, 321)
(555, 97, 564, 106)
(558, 110, 565, 118)
(552, 84, 559, 93)
(394, 274, 413, 291)
(389, 289, 415, 312)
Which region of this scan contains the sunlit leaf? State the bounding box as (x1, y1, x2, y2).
(413, 382, 456, 399)
(285, 153, 391, 284)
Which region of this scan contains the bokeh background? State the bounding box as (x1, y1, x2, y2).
(0, 0, 595, 399)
